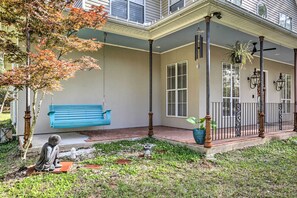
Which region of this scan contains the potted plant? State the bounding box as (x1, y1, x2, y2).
(186, 117, 217, 145)
(226, 41, 254, 68)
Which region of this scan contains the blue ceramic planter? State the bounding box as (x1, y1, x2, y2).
(193, 129, 206, 145)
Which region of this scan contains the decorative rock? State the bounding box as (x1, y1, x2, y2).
(35, 135, 62, 171)
(58, 147, 96, 161)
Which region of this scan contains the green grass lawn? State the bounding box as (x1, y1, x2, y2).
(0, 137, 296, 197)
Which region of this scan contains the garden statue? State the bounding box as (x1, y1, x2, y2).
(143, 143, 154, 158)
(70, 147, 76, 160)
(35, 135, 62, 171)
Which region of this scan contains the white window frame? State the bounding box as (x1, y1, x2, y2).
(166, 60, 188, 118)
(257, 1, 267, 18)
(226, 0, 242, 6)
(110, 0, 146, 24)
(222, 62, 240, 117)
(281, 74, 292, 114)
(168, 0, 185, 14)
(279, 13, 292, 30)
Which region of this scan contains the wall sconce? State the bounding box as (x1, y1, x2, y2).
(247, 68, 260, 89)
(273, 73, 285, 91)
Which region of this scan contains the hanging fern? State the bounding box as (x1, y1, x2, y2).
(226, 41, 254, 68)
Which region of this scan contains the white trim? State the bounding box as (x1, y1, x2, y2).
(221, 62, 240, 117)
(102, 42, 160, 54)
(281, 73, 292, 114)
(165, 60, 188, 118)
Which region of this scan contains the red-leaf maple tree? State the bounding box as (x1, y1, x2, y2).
(0, 0, 107, 159)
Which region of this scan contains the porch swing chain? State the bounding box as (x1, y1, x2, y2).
(50, 33, 108, 107)
(102, 32, 107, 108)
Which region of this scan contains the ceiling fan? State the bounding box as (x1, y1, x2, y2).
(251, 42, 276, 55)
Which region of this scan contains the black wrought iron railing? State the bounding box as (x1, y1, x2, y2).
(211, 102, 294, 141)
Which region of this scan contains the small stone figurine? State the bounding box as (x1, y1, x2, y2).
(143, 143, 154, 158)
(35, 135, 62, 171)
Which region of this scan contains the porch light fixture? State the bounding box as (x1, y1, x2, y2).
(247, 68, 260, 89)
(273, 73, 285, 91)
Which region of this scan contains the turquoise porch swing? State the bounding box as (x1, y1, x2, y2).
(48, 33, 111, 129)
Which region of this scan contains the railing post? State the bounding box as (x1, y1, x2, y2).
(235, 103, 241, 137)
(278, 103, 283, 131)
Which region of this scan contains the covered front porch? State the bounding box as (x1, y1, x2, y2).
(16, 0, 297, 150)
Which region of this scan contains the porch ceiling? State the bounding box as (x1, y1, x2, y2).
(79, 21, 294, 65)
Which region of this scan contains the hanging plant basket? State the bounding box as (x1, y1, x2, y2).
(227, 41, 253, 68)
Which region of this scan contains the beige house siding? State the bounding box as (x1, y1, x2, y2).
(160, 44, 200, 129)
(16, 46, 161, 135)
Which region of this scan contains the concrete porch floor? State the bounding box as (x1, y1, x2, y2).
(19, 126, 297, 156)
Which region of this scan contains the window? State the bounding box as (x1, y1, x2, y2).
(169, 0, 184, 13)
(222, 63, 240, 116)
(110, 0, 144, 23)
(279, 13, 292, 30)
(226, 0, 242, 6)
(166, 61, 187, 117)
(281, 74, 291, 113)
(257, 2, 267, 18)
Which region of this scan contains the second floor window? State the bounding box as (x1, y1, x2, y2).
(111, 0, 144, 24)
(169, 0, 184, 13)
(226, 0, 242, 6)
(257, 2, 267, 18)
(279, 13, 292, 30)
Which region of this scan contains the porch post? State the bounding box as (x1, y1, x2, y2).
(148, 39, 154, 137)
(294, 49, 297, 131)
(204, 16, 212, 148)
(259, 36, 265, 138)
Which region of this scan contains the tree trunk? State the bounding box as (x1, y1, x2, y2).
(22, 91, 45, 160)
(0, 89, 9, 114)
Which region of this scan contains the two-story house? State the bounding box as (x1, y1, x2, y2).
(14, 0, 297, 146)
